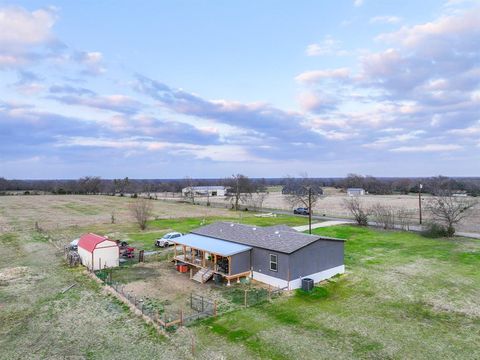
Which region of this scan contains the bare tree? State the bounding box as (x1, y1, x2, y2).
(130, 198, 153, 230)
(426, 193, 476, 236)
(224, 174, 254, 211)
(247, 191, 269, 211)
(370, 203, 396, 229)
(284, 174, 324, 234)
(182, 177, 197, 204)
(343, 197, 369, 226)
(396, 208, 413, 231)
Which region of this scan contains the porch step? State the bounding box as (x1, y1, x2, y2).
(192, 268, 214, 283)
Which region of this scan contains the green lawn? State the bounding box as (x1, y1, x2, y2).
(193, 225, 480, 359)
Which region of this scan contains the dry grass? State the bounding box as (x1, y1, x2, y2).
(157, 188, 480, 233)
(0, 194, 233, 233)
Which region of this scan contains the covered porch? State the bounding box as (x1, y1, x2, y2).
(172, 234, 252, 285)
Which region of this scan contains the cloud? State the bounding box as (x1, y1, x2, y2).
(448, 121, 480, 137)
(389, 144, 463, 153)
(369, 16, 402, 24)
(295, 68, 350, 84)
(73, 51, 106, 75)
(49, 94, 142, 114)
(49, 84, 96, 96)
(297, 91, 338, 113)
(354, 0, 364, 7)
(134, 74, 318, 143)
(0, 6, 57, 68)
(362, 130, 426, 149)
(305, 36, 348, 56)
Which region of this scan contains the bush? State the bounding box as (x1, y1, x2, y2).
(422, 223, 449, 238)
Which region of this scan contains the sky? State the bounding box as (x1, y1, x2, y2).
(0, 0, 479, 179)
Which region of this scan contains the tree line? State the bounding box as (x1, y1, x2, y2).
(1, 174, 479, 196)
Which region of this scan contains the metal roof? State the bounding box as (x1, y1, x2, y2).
(172, 233, 252, 256)
(183, 186, 226, 190)
(191, 222, 344, 254)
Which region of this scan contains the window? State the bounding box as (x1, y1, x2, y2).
(269, 254, 278, 272)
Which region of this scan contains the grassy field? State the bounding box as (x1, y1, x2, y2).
(1, 195, 479, 359)
(191, 225, 480, 359)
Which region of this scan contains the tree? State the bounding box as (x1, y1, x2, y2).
(224, 174, 255, 211)
(248, 191, 269, 211)
(343, 197, 369, 226)
(426, 193, 476, 236)
(370, 203, 396, 229)
(182, 177, 197, 204)
(284, 174, 324, 234)
(129, 198, 153, 230)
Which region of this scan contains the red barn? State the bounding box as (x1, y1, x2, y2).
(77, 233, 119, 270)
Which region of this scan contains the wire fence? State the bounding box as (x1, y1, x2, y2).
(94, 269, 217, 331)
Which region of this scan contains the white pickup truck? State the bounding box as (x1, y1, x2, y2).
(155, 232, 183, 247)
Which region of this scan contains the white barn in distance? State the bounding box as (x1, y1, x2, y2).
(347, 188, 366, 196)
(182, 186, 227, 197)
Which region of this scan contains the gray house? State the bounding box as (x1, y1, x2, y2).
(172, 222, 345, 289)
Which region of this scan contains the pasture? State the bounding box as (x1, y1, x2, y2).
(0, 195, 479, 359)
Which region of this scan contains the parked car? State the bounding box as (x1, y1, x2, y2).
(69, 238, 80, 251)
(293, 207, 310, 215)
(155, 232, 183, 247)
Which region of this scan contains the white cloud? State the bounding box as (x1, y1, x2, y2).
(305, 36, 348, 56)
(370, 16, 402, 24)
(0, 7, 56, 46)
(390, 144, 463, 152)
(354, 0, 364, 7)
(0, 6, 57, 68)
(295, 68, 350, 84)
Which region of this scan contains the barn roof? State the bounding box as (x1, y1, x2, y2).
(78, 233, 113, 253)
(191, 222, 344, 254)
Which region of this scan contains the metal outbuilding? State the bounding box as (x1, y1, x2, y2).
(77, 233, 119, 271)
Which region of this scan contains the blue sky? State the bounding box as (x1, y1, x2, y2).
(0, 0, 479, 179)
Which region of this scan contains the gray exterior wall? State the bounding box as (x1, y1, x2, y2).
(230, 250, 251, 274)
(251, 248, 290, 281)
(288, 240, 344, 279)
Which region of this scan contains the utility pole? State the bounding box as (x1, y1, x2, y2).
(419, 183, 423, 225)
(308, 187, 312, 234)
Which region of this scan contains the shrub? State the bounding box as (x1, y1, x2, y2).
(422, 222, 449, 238)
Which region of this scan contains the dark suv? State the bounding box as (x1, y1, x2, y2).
(293, 207, 310, 215)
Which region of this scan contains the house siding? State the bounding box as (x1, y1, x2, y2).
(288, 240, 344, 280)
(230, 250, 251, 274)
(251, 248, 290, 281)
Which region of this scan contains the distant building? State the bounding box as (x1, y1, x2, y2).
(452, 191, 468, 197)
(347, 188, 365, 196)
(182, 185, 227, 197)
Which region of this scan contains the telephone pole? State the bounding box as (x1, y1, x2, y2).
(308, 187, 312, 234)
(418, 183, 423, 225)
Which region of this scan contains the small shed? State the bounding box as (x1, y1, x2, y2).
(77, 233, 119, 270)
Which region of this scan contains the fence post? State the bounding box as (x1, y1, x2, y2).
(180, 309, 183, 326)
(244, 289, 248, 308)
(190, 293, 193, 309)
(213, 300, 217, 317)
